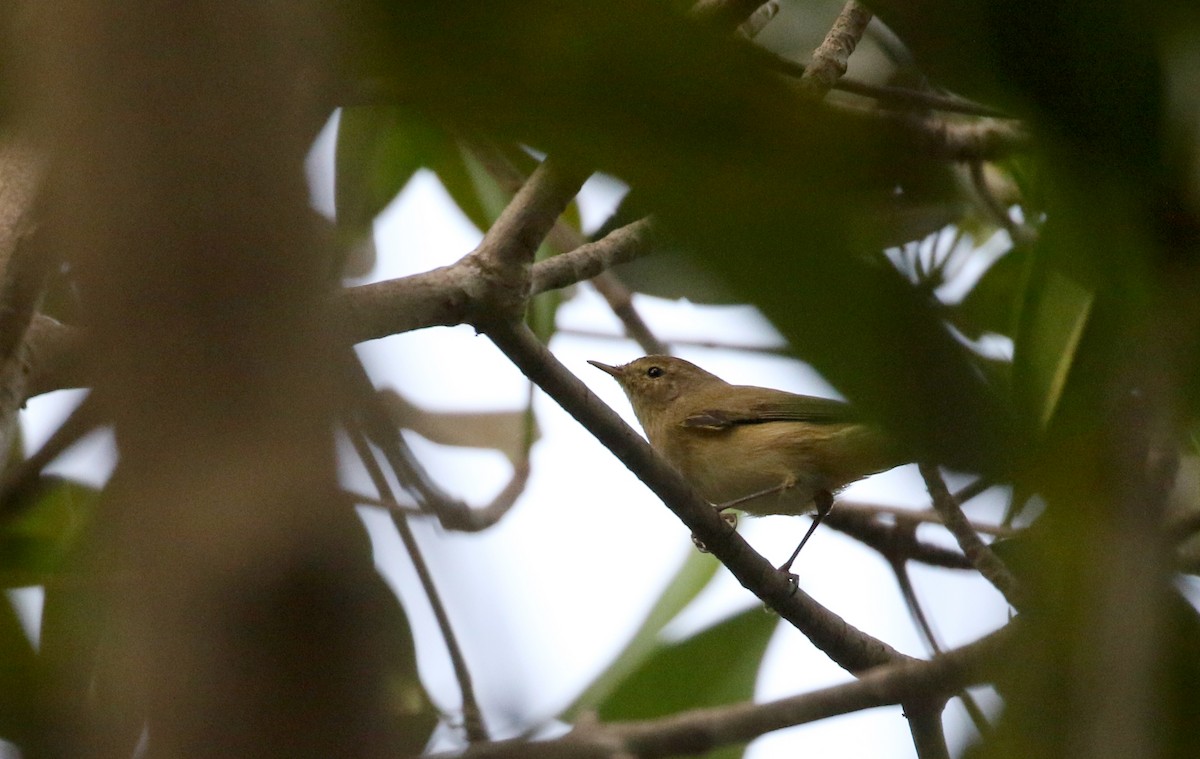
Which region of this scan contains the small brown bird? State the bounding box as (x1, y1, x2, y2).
(589, 355, 903, 570)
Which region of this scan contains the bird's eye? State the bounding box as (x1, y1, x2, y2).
(646, 366, 664, 378)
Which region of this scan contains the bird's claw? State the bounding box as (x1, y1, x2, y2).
(693, 507, 738, 553)
(780, 570, 799, 596)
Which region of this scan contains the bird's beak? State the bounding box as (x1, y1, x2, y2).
(587, 360, 622, 378)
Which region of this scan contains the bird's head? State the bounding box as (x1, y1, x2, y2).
(588, 355, 726, 427)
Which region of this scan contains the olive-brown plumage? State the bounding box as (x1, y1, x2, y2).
(589, 355, 901, 517)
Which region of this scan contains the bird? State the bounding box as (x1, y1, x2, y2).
(589, 355, 903, 571)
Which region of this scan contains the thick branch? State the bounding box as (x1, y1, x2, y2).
(22, 216, 656, 400)
(464, 157, 589, 320)
(336, 216, 654, 345)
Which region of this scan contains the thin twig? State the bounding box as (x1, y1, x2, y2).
(344, 418, 489, 743)
(799, 1, 873, 98)
(0, 389, 101, 519)
(736, 0, 778, 38)
(919, 463, 1023, 608)
(952, 477, 995, 505)
(969, 160, 1038, 246)
(529, 219, 655, 295)
(759, 49, 1010, 118)
(834, 499, 1018, 538)
(887, 518, 992, 737)
(823, 509, 973, 570)
(343, 490, 424, 516)
(588, 272, 668, 355)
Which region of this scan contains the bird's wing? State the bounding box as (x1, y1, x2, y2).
(681, 388, 858, 430)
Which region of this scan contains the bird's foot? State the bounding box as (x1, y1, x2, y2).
(776, 568, 800, 597)
(691, 506, 738, 553)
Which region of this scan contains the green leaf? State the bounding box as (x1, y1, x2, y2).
(431, 146, 499, 234)
(955, 245, 1033, 340)
(335, 105, 452, 276)
(1013, 269, 1094, 432)
(595, 607, 778, 759)
(0, 594, 36, 744)
(0, 477, 97, 587)
(567, 548, 720, 718)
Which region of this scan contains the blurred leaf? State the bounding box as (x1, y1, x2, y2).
(955, 245, 1032, 340)
(438, 147, 506, 233)
(613, 250, 740, 304)
(567, 548, 721, 718)
(0, 594, 35, 744)
(0, 477, 96, 587)
(1012, 269, 1094, 432)
(379, 389, 538, 465)
(595, 607, 778, 759)
(335, 105, 452, 276)
(366, 570, 439, 753)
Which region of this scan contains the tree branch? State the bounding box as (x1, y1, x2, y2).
(344, 417, 489, 743)
(919, 463, 1023, 608)
(468, 140, 667, 356)
(335, 213, 653, 346)
(483, 319, 909, 674)
(440, 625, 1011, 759)
(799, 1, 873, 98)
(465, 156, 589, 321)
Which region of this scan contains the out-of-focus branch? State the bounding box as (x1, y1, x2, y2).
(799, 1, 873, 98)
(757, 48, 1010, 118)
(823, 508, 973, 570)
(834, 499, 1018, 538)
(688, 0, 772, 30)
(737, 1, 778, 38)
(343, 417, 488, 742)
(896, 114, 1031, 161)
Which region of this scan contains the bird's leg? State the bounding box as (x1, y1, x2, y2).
(695, 480, 795, 552)
(778, 488, 835, 576)
(694, 478, 798, 554)
(715, 479, 796, 512)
